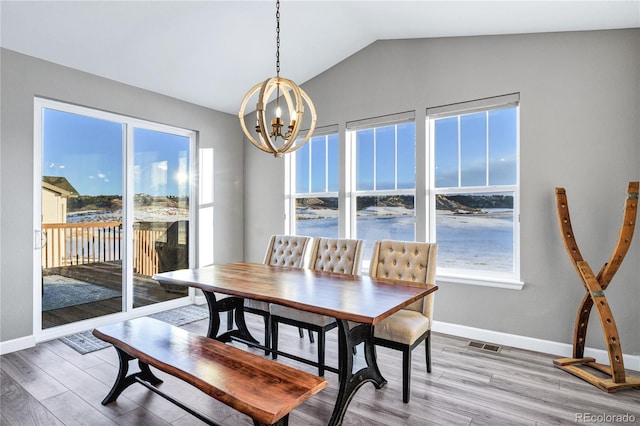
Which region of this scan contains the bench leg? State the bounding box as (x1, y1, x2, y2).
(102, 347, 164, 405)
(138, 360, 163, 385)
(102, 348, 135, 404)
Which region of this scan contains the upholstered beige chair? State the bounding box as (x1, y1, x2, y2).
(369, 239, 437, 403)
(270, 237, 364, 376)
(244, 235, 312, 354)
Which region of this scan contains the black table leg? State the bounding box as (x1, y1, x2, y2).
(328, 320, 387, 426)
(202, 292, 259, 345)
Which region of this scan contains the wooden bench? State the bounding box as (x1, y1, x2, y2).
(92, 317, 328, 426)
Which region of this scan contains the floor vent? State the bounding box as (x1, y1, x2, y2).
(468, 341, 502, 353)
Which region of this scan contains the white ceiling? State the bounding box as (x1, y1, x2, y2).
(2, 1, 639, 115)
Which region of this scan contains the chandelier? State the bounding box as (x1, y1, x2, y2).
(238, 0, 317, 157)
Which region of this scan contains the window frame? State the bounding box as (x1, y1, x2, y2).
(346, 113, 417, 267)
(286, 95, 523, 289)
(427, 93, 522, 289)
(285, 125, 340, 237)
(33, 97, 199, 341)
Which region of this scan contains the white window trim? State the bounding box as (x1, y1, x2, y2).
(33, 97, 198, 342)
(427, 93, 522, 289)
(426, 92, 520, 118)
(285, 125, 339, 235)
(347, 117, 417, 267)
(287, 97, 522, 290)
(346, 110, 415, 130)
(437, 271, 524, 290)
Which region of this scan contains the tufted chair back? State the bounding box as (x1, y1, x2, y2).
(308, 238, 364, 275)
(263, 235, 312, 268)
(369, 240, 438, 318)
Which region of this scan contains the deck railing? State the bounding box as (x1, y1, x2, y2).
(41, 222, 165, 276)
(134, 225, 165, 277)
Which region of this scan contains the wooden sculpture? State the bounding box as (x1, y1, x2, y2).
(553, 181, 640, 392)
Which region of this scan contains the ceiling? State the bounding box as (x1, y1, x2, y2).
(2, 1, 639, 115)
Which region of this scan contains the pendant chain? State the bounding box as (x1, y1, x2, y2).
(275, 0, 281, 77)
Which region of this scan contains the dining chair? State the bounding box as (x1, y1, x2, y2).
(369, 239, 437, 403)
(243, 234, 312, 355)
(270, 237, 364, 376)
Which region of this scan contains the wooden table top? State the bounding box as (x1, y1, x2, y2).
(153, 262, 438, 325)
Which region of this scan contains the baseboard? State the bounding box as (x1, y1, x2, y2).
(0, 335, 36, 355)
(2, 298, 203, 356)
(432, 320, 640, 372)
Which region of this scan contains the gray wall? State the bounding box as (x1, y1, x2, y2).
(244, 29, 640, 354)
(0, 48, 244, 343)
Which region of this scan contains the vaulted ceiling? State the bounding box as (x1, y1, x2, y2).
(2, 1, 639, 114)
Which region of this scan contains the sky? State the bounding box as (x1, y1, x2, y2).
(296, 123, 417, 193)
(42, 106, 516, 198)
(435, 108, 517, 188)
(42, 108, 190, 197)
(296, 107, 517, 193)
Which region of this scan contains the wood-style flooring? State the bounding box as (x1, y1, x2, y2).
(2, 310, 639, 425)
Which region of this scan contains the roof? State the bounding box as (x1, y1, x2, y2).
(42, 176, 79, 197)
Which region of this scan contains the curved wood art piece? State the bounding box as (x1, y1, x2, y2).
(554, 181, 640, 392)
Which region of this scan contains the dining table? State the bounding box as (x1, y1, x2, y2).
(153, 262, 438, 426)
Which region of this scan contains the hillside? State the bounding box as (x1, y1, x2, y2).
(298, 194, 512, 214)
(68, 194, 189, 212)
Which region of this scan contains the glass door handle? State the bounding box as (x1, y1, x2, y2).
(35, 230, 47, 250)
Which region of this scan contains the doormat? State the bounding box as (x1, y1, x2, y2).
(42, 275, 121, 311)
(59, 304, 210, 355)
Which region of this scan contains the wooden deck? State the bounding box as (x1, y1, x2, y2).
(42, 262, 184, 329)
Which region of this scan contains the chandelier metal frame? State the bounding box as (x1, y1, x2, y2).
(238, 0, 317, 157)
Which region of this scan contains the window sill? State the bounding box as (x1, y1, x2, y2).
(435, 272, 524, 290)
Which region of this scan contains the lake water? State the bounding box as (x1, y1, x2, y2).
(65, 207, 514, 273)
(296, 208, 514, 272)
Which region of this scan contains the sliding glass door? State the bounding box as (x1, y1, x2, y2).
(40, 108, 125, 328)
(36, 99, 195, 331)
(132, 128, 191, 308)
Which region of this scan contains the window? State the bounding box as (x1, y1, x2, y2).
(287, 95, 520, 288)
(289, 127, 339, 238)
(428, 94, 520, 283)
(348, 113, 416, 262)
